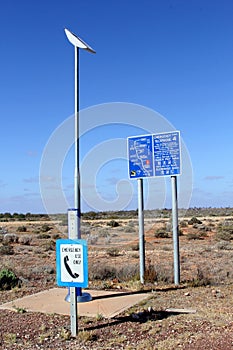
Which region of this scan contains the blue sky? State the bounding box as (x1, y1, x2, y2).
(1, 0, 233, 213)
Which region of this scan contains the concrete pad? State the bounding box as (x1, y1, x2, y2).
(0, 288, 150, 318)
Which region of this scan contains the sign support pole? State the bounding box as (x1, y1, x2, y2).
(171, 175, 180, 285)
(138, 178, 145, 284)
(64, 28, 95, 337)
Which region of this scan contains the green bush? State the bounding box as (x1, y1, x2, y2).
(216, 221, 233, 241)
(0, 244, 14, 255)
(179, 220, 188, 228)
(37, 233, 50, 239)
(17, 226, 27, 232)
(0, 269, 19, 290)
(41, 239, 56, 251)
(41, 224, 51, 232)
(154, 226, 170, 238)
(188, 217, 202, 225)
(187, 231, 207, 240)
(107, 220, 120, 228)
(106, 247, 120, 257)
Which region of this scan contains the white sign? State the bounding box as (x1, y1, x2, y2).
(56, 239, 88, 287)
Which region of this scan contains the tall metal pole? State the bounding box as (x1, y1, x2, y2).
(138, 178, 145, 284)
(74, 47, 81, 239)
(171, 175, 180, 285)
(74, 45, 82, 302)
(64, 28, 95, 337)
(68, 46, 80, 337)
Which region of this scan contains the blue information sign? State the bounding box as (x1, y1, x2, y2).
(153, 131, 181, 176)
(128, 135, 153, 178)
(56, 239, 88, 288)
(128, 131, 181, 178)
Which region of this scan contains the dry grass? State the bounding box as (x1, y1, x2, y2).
(1, 210, 233, 349)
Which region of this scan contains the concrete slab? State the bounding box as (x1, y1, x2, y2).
(0, 288, 150, 318)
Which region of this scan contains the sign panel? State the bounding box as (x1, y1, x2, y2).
(56, 239, 88, 287)
(153, 131, 181, 176)
(128, 134, 154, 178)
(128, 131, 181, 178)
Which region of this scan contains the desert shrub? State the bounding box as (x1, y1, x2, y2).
(106, 247, 120, 257)
(179, 220, 188, 227)
(116, 264, 139, 282)
(127, 220, 135, 227)
(43, 265, 55, 274)
(37, 233, 50, 239)
(89, 263, 139, 282)
(215, 241, 233, 250)
(3, 234, 18, 244)
(154, 226, 170, 238)
(0, 269, 19, 290)
(41, 224, 51, 232)
(0, 244, 14, 255)
(189, 268, 212, 287)
(98, 229, 109, 238)
(130, 243, 139, 251)
(187, 231, 207, 240)
(216, 230, 232, 241)
(17, 225, 27, 232)
(107, 220, 120, 228)
(89, 265, 117, 280)
(144, 260, 172, 283)
(87, 234, 99, 245)
(0, 227, 8, 234)
(156, 265, 173, 283)
(18, 235, 32, 245)
(124, 226, 136, 233)
(41, 240, 56, 251)
(187, 232, 200, 240)
(192, 224, 210, 232)
(188, 217, 202, 225)
(216, 221, 233, 241)
(144, 260, 157, 283)
(52, 233, 61, 240)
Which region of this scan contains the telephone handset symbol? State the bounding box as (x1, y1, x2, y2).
(64, 255, 79, 279)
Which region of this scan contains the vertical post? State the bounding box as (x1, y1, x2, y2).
(69, 46, 80, 338)
(74, 46, 82, 301)
(74, 47, 81, 239)
(138, 178, 145, 284)
(64, 27, 95, 338)
(67, 209, 78, 336)
(171, 175, 180, 285)
(70, 285, 78, 336)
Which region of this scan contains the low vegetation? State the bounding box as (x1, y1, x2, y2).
(0, 268, 19, 290)
(1, 208, 233, 349)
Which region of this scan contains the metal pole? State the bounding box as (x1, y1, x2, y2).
(64, 27, 95, 337)
(138, 178, 145, 284)
(74, 46, 82, 298)
(74, 47, 81, 239)
(68, 46, 80, 338)
(171, 175, 180, 285)
(70, 285, 77, 336)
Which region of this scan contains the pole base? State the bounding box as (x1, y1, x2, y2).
(65, 289, 92, 303)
